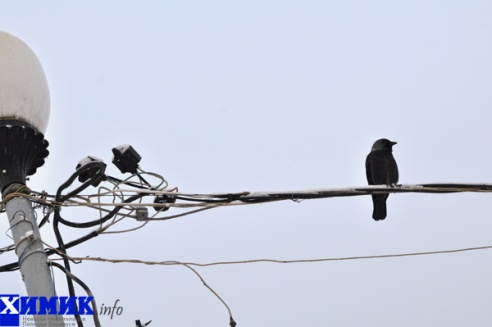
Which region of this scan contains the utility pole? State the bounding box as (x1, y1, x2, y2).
(0, 31, 64, 326)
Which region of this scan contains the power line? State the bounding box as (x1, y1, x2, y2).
(46, 242, 492, 327)
(45, 242, 492, 327)
(3, 181, 492, 269)
(3, 158, 492, 326)
(48, 244, 492, 267)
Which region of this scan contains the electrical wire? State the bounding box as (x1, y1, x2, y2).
(53, 244, 492, 267)
(46, 243, 492, 327)
(49, 261, 101, 327)
(5, 168, 492, 326)
(2, 181, 492, 270)
(0, 230, 101, 273)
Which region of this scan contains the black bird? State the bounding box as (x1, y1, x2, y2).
(365, 138, 399, 220)
(135, 320, 152, 327)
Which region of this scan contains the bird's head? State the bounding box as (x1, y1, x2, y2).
(371, 138, 397, 152)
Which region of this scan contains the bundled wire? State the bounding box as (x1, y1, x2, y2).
(3, 163, 492, 326)
(3, 181, 492, 270)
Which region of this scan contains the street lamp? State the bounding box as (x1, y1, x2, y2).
(0, 30, 63, 325)
(0, 30, 49, 191)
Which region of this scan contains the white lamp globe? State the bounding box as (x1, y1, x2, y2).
(0, 30, 50, 134)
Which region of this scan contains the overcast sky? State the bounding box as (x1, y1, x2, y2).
(2, 2, 492, 326)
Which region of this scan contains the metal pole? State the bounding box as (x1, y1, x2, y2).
(5, 191, 64, 326)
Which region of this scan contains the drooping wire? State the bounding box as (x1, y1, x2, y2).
(53, 160, 107, 327)
(49, 261, 101, 327)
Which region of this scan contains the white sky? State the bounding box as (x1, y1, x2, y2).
(2, 1, 492, 326)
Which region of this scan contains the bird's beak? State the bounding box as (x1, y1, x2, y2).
(390, 141, 397, 146)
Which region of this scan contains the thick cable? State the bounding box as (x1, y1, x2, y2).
(49, 261, 101, 327)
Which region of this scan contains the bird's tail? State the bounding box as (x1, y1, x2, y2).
(371, 194, 388, 221)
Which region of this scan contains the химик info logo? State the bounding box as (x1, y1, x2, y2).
(0, 294, 93, 326)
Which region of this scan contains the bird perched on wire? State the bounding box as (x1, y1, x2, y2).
(365, 138, 399, 220)
(135, 319, 152, 327)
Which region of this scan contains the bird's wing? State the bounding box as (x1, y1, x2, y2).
(366, 151, 390, 185)
(365, 154, 374, 184)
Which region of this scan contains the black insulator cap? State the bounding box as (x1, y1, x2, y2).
(112, 145, 141, 174)
(76, 156, 107, 187)
(153, 194, 176, 212)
